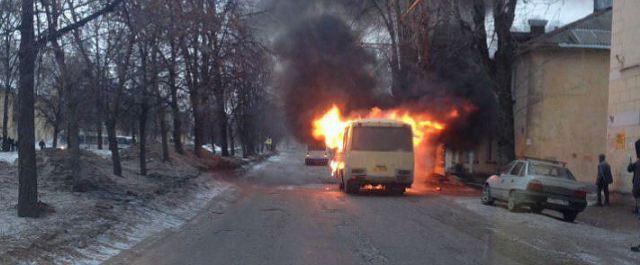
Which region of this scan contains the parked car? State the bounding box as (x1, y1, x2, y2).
(305, 141, 329, 166)
(481, 157, 587, 222)
(334, 119, 414, 195)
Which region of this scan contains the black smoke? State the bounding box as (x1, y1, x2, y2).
(274, 14, 380, 143)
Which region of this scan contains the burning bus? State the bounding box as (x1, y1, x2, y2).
(333, 119, 414, 195)
(311, 104, 455, 195)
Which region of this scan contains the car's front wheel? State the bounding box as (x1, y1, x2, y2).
(530, 205, 543, 214)
(562, 211, 578, 222)
(481, 184, 495, 205)
(507, 192, 520, 212)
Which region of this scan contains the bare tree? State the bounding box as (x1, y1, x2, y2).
(16, 0, 123, 216)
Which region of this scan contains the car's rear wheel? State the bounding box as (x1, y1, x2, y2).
(562, 211, 578, 222)
(481, 184, 495, 205)
(507, 192, 520, 212)
(388, 185, 406, 196)
(344, 179, 359, 194)
(530, 205, 543, 214)
(345, 183, 359, 194)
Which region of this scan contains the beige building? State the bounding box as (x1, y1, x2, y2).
(0, 90, 53, 144)
(606, 0, 640, 192)
(512, 9, 612, 184)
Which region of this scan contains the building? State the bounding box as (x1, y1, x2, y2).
(0, 90, 53, 146)
(511, 8, 612, 184)
(606, 0, 640, 192)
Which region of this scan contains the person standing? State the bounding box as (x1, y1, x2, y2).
(630, 139, 640, 252)
(39, 139, 45, 150)
(596, 154, 613, 206)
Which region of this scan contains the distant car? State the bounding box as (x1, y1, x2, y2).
(334, 119, 414, 195)
(482, 158, 587, 222)
(305, 142, 329, 166)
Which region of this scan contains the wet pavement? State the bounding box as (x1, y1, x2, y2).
(106, 149, 640, 265)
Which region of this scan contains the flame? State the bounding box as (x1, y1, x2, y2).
(312, 104, 456, 177)
(312, 104, 446, 151)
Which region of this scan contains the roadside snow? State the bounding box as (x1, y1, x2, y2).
(0, 152, 18, 164)
(451, 197, 639, 265)
(0, 146, 250, 264)
(86, 149, 112, 159)
(55, 182, 234, 265)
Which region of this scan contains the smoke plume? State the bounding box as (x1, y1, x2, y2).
(274, 14, 380, 143)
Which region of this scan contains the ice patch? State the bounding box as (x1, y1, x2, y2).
(0, 151, 18, 164)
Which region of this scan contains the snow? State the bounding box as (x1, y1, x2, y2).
(0, 151, 18, 164)
(451, 197, 639, 265)
(86, 149, 112, 159)
(0, 145, 245, 264)
(55, 182, 234, 265)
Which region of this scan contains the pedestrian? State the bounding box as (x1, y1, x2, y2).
(630, 139, 640, 252)
(39, 139, 46, 150)
(596, 154, 613, 206)
(8, 137, 14, 151)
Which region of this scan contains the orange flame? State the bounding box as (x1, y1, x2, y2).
(312, 104, 453, 176)
(312, 104, 446, 151)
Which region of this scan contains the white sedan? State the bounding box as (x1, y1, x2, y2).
(481, 158, 588, 222)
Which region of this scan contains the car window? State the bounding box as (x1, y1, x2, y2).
(518, 163, 527, 176)
(509, 162, 524, 176)
(501, 161, 516, 174)
(528, 162, 575, 180)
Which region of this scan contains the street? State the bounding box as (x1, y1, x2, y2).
(106, 149, 639, 265)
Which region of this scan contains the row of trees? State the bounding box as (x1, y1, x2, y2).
(355, 0, 518, 163)
(1, 0, 285, 217)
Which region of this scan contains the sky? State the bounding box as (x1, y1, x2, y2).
(514, 0, 595, 31)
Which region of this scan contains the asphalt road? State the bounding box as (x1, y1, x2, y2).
(106, 149, 640, 265)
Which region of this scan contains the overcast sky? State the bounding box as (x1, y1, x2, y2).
(514, 0, 594, 31)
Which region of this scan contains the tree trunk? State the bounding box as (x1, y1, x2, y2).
(52, 123, 59, 148)
(17, 0, 39, 217)
(492, 0, 518, 165)
(139, 103, 148, 176)
(106, 118, 122, 176)
(192, 103, 206, 157)
(169, 66, 183, 155)
(159, 108, 169, 162)
(96, 119, 103, 150)
(2, 79, 9, 151)
(68, 104, 82, 191)
(229, 125, 235, 156)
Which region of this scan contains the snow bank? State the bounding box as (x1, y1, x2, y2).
(0, 152, 18, 164)
(0, 145, 243, 264)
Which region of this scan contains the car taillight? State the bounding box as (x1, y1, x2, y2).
(527, 182, 543, 192)
(574, 190, 587, 199)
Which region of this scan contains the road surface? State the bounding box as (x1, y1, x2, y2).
(106, 149, 639, 265)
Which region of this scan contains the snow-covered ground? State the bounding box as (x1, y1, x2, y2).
(452, 197, 640, 265)
(0, 146, 248, 264)
(0, 151, 18, 164)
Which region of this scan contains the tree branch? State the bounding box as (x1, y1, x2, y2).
(35, 0, 124, 48)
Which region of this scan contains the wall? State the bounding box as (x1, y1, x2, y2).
(0, 91, 53, 145)
(606, 0, 640, 192)
(514, 48, 610, 184)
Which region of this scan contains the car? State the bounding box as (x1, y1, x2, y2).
(482, 157, 588, 222)
(334, 119, 414, 195)
(305, 141, 329, 166)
